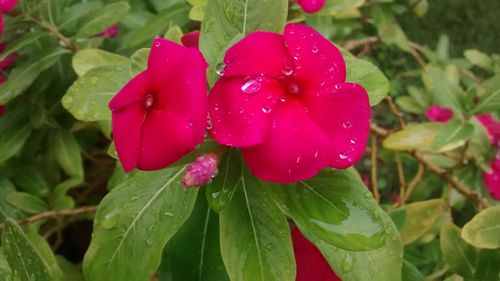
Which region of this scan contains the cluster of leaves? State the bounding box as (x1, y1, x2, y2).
(0, 0, 498, 281)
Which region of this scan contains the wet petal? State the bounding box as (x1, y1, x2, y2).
(242, 100, 329, 183)
(296, 0, 326, 13)
(223, 32, 292, 79)
(109, 71, 150, 111)
(284, 24, 346, 90)
(181, 31, 200, 48)
(208, 76, 284, 147)
(304, 82, 370, 169)
(112, 104, 145, 172)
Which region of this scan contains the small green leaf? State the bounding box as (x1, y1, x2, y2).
(11, 166, 49, 198)
(0, 178, 23, 222)
(474, 73, 500, 114)
(462, 205, 500, 249)
(164, 25, 183, 43)
(269, 168, 385, 251)
(474, 249, 500, 281)
(396, 96, 425, 114)
(383, 123, 443, 151)
(56, 256, 85, 281)
(205, 150, 242, 213)
(219, 169, 295, 281)
(75, 2, 130, 38)
(396, 199, 443, 245)
(62, 65, 131, 121)
(440, 222, 477, 280)
(402, 260, 424, 281)
(2, 219, 53, 281)
(72, 49, 129, 77)
(6, 192, 48, 214)
(83, 166, 198, 281)
(432, 120, 474, 152)
(0, 32, 50, 60)
(188, 0, 208, 21)
(464, 49, 493, 71)
(129, 48, 150, 77)
(50, 130, 84, 178)
(0, 110, 32, 164)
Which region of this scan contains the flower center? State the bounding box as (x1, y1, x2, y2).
(143, 94, 154, 110)
(287, 81, 301, 96)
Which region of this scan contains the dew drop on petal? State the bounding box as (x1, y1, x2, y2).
(296, 156, 301, 164)
(154, 41, 161, 47)
(311, 45, 319, 54)
(280, 96, 287, 103)
(350, 137, 356, 144)
(282, 65, 294, 76)
(241, 79, 261, 94)
(343, 120, 352, 129)
(261, 105, 272, 114)
(206, 115, 213, 130)
(339, 152, 348, 160)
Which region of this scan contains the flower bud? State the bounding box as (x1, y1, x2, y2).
(181, 153, 220, 188)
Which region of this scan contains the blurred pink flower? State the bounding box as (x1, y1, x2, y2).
(181, 31, 200, 48)
(109, 38, 208, 172)
(0, 0, 18, 13)
(477, 114, 500, 147)
(99, 24, 119, 38)
(0, 105, 5, 116)
(208, 24, 370, 183)
(181, 153, 219, 188)
(0, 42, 17, 69)
(292, 227, 342, 281)
(483, 154, 500, 200)
(425, 105, 453, 122)
(295, 0, 326, 13)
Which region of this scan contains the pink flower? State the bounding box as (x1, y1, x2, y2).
(292, 227, 342, 281)
(0, 105, 5, 117)
(425, 105, 453, 122)
(109, 37, 208, 172)
(0, 43, 17, 69)
(295, 0, 326, 13)
(0, 0, 17, 13)
(99, 24, 119, 38)
(181, 153, 219, 188)
(483, 154, 500, 200)
(477, 114, 500, 146)
(0, 14, 3, 37)
(208, 24, 370, 183)
(181, 31, 200, 48)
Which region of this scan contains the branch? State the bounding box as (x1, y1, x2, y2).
(0, 206, 98, 230)
(370, 136, 381, 203)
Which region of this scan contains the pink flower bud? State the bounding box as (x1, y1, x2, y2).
(425, 105, 453, 122)
(181, 31, 200, 48)
(181, 153, 220, 188)
(477, 114, 500, 147)
(100, 25, 119, 38)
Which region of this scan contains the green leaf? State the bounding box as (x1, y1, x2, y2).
(383, 123, 443, 151)
(0, 110, 32, 164)
(11, 166, 49, 198)
(49, 130, 83, 178)
(72, 49, 129, 77)
(6, 192, 48, 214)
(462, 205, 500, 249)
(402, 260, 424, 281)
(199, 0, 288, 84)
(440, 222, 477, 280)
(205, 150, 242, 213)
(473, 73, 500, 114)
(0, 178, 23, 222)
(162, 190, 229, 281)
(269, 168, 385, 251)
(24, 227, 65, 281)
(75, 1, 130, 38)
(0, 32, 50, 60)
(164, 25, 183, 43)
(0, 48, 68, 103)
(396, 96, 425, 114)
(129, 48, 150, 77)
(432, 120, 474, 152)
(474, 249, 500, 281)
(1, 219, 53, 281)
(62, 65, 131, 121)
(56, 256, 85, 281)
(52, 178, 83, 210)
(188, 0, 208, 21)
(464, 49, 493, 71)
(344, 54, 390, 106)
(82, 166, 198, 281)
(395, 199, 443, 245)
(425, 67, 464, 117)
(219, 169, 295, 281)
(126, 3, 190, 49)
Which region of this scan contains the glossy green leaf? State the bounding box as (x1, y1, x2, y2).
(205, 150, 243, 213)
(0, 32, 50, 60)
(62, 65, 131, 121)
(344, 54, 389, 106)
(72, 49, 129, 77)
(75, 1, 130, 38)
(383, 123, 443, 151)
(49, 130, 83, 178)
(462, 205, 500, 249)
(432, 120, 474, 152)
(0, 111, 32, 164)
(199, 0, 288, 84)
(82, 166, 198, 281)
(129, 48, 150, 77)
(269, 168, 385, 251)
(6, 192, 48, 214)
(426, 67, 464, 116)
(0, 48, 68, 103)
(396, 199, 443, 245)
(24, 227, 65, 281)
(473, 73, 500, 114)
(440, 222, 477, 280)
(474, 249, 500, 281)
(219, 169, 295, 281)
(1, 219, 53, 281)
(162, 190, 229, 281)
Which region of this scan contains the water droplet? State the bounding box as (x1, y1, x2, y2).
(343, 120, 352, 129)
(90, 76, 98, 85)
(280, 96, 287, 103)
(241, 79, 262, 94)
(206, 115, 213, 130)
(296, 156, 301, 164)
(143, 94, 154, 109)
(101, 210, 120, 229)
(215, 63, 226, 76)
(155, 41, 161, 47)
(282, 65, 294, 76)
(311, 45, 319, 53)
(339, 152, 348, 160)
(145, 239, 154, 245)
(62, 96, 74, 108)
(314, 150, 319, 158)
(350, 137, 356, 144)
(334, 84, 341, 90)
(261, 105, 272, 114)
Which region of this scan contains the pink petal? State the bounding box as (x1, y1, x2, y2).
(483, 158, 500, 200)
(425, 105, 453, 122)
(296, 0, 326, 13)
(242, 100, 329, 183)
(303, 83, 370, 169)
(0, 15, 3, 37)
(109, 71, 150, 111)
(138, 110, 202, 170)
(477, 114, 500, 146)
(208, 76, 284, 147)
(223, 32, 292, 79)
(284, 24, 346, 91)
(0, 105, 6, 117)
(0, 0, 17, 13)
(112, 104, 145, 172)
(181, 31, 200, 48)
(100, 25, 119, 38)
